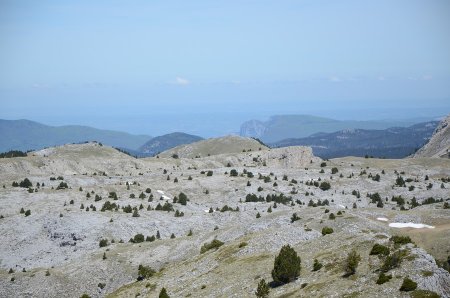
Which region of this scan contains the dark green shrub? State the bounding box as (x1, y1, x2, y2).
(376, 272, 392, 284)
(138, 264, 155, 279)
(390, 235, 412, 245)
(321, 227, 334, 235)
(131, 233, 145, 243)
(24, 210, 31, 217)
(230, 169, 238, 177)
(271, 244, 301, 284)
(99, 239, 108, 247)
(159, 287, 170, 298)
(290, 213, 300, 223)
(331, 167, 338, 174)
(319, 182, 331, 191)
(344, 250, 361, 276)
(255, 279, 270, 298)
(370, 244, 390, 256)
(312, 259, 323, 271)
(19, 178, 32, 188)
(381, 251, 404, 272)
(399, 277, 417, 291)
(328, 213, 335, 220)
(178, 192, 188, 205)
(200, 239, 224, 254)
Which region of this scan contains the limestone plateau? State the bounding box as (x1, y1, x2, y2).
(0, 136, 449, 298)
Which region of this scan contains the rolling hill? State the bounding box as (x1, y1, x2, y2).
(0, 119, 151, 152)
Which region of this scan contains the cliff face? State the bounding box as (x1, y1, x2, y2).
(413, 114, 450, 158)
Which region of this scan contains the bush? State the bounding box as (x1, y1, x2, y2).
(159, 287, 170, 298)
(321, 227, 334, 235)
(331, 167, 338, 174)
(138, 264, 155, 279)
(230, 169, 238, 177)
(376, 272, 392, 285)
(271, 244, 301, 284)
(200, 239, 224, 254)
(290, 213, 300, 223)
(344, 250, 361, 276)
(319, 182, 331, 191)
(131, 233, 145, 243)
(370, 244, 390, 256)
(400, 277, 417, 291)
(255, 279, 270, 298)
(328, 213, 335, 220)
(178, 192, 188, 205)
(313, 259, 323, 271)
(56, 182, 68, 190)
(390, 235, 412, 245)
(381, 251, 404, 272)
(99, 239, 108, 247)
(19, 178, 33, 188)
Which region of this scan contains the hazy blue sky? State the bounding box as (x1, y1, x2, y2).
(1, 0, 449, 136)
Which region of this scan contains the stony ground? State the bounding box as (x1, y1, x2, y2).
(0, 142, 449, 298)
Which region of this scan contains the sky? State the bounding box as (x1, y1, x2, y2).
(1, 0, 449, 137)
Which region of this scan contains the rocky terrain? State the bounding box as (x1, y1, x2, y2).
(0, 139, 449, 298)
(413, 115, 450, 158)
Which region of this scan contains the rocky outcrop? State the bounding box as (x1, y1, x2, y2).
(413, 114, 450, 158)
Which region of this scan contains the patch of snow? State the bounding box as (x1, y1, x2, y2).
(377, 217, 389, 222)
(161, 195, 171, 200)
(338, 204, 346, 209)
(389, 222, 435, 229)
(157, 190, 165, 195)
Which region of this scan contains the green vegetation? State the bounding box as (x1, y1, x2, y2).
(399, 277, 417, 292)
(130, 233, 145, 243)
(321, 227, 334, 235)
(138, 264, 156, 279)
(0, 150, 27, 158)
(344, 250, 361, 276)
(99, 239, 108, 247)
(255, 279, 270, 298)
(312, 259, 323, 271)
(370, 244, 390, 256)
(159, 287, 170, 298)
(319, 181, 331, 191)
(271, 244, 301, 285)
(290, 213, 300, 223)
(390, 235, 412, 245)
(381, 251, 404, 272)
(376, 272, 392, 285)
(200, 239, 224, 254)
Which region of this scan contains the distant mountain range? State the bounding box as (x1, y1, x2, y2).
(0, 119, 151, 152)
(240, 114, 438, 143)
(138, 132, 204, 157)
(271, 121, 439, 159)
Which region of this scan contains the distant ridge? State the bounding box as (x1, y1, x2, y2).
(0, 119, 151, 152)
(240, 114, 436, 143)
(138, 132, 203, 156)
(271, 121, 438, 159)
